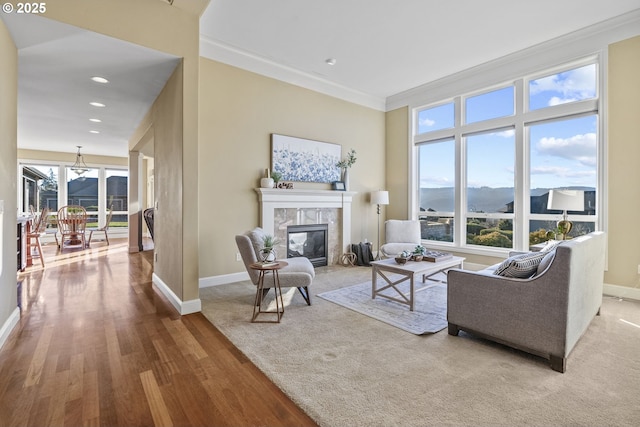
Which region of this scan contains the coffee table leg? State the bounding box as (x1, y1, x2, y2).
(410, 274, 415, 311)
(372, 265, 377, 300)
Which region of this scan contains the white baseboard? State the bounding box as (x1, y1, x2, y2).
(152, 273, 202, 315)
(0, 307, 20, 351)
(199, 271, 249, 288)
(604, 283, 640, 301)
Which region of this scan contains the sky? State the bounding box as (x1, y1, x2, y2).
(418, 64, 597, 191)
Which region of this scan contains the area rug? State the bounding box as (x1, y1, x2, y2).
(317, 279, 448, 334)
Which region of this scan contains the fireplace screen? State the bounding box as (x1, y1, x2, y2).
(287, 224, 328, 267)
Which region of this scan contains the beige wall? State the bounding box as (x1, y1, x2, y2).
(198, 58, 386, 278)
(385, 107, 409, 221)
(0, 18, 18, 335)
(143, 63, 185, 298)
(606, 35, 640, 289)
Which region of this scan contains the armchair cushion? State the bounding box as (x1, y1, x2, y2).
(380, 220, 421, 258)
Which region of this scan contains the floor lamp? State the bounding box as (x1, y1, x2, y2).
(370, 190, 389, 260)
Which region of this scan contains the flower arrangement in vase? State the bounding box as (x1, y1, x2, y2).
(335, 148, 356, 190)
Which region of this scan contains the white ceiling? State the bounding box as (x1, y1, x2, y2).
(1, 13, 179, 158)
(201, 0, 640, 109)
(3, 1, 640, 158)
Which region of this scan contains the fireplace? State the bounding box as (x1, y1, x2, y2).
(255, 188, 356, 266)
(287, 224, 328, 267)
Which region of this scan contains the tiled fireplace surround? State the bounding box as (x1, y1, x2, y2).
(255, 188, 357, 265)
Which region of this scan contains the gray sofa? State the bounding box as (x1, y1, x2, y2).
(447, 231, 606, 372)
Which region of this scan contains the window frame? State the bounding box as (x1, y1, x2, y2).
(17, 159, 129, 238)
(409, 55, 605, 256)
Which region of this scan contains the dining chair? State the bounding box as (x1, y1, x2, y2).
(57, 205, 88, 252)
(88, 206, 113, 247)
(27, 207, 50, 267)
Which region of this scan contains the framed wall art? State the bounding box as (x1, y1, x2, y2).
(271, 134, 341, 183)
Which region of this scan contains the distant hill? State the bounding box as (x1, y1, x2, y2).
(420, 186, 595, 213)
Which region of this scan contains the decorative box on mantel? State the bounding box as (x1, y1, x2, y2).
(255, 188, 357, 262)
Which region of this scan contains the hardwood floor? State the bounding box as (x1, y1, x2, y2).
(1, 239, 318, 426)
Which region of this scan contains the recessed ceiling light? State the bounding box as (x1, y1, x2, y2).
(91, 76, 109, 84)
(89, 130, 100, 134)
(325, 58, 337, 66)
(90, 102, 105, 107)
(89, 118, 102, 123)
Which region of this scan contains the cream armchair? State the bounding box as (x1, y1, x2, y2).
(379, 220, 421, 258)
(235, 227, 314, 305)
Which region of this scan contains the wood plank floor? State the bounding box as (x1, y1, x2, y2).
(0, 239, 318, 427)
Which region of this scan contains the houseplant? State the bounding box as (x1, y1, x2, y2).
(335, 148, 356, 190)
(412, 245, 427, 261)
(260, 234, 280, 262)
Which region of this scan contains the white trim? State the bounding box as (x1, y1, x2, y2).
(0, 308, 20, 351)
(152, 273, 202, 315)
(603, 283, 640, 302)
(199, 271, 249, 288)
(387, 10, 640, 111)
(255, 188, 356, 254)
(199, 36, 386, 111)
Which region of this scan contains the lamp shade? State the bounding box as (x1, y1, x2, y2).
(370, 190, 389, 206)
(547, 189, 585, 212)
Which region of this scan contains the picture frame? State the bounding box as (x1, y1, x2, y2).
(271, 134, 341, 183)
(332, 181, 346, 191)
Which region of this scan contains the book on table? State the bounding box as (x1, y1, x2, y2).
(423, 250, 453, 262)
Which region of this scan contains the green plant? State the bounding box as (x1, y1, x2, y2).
(271, 170, 282, 184)
(336, 149, 357, 169)
(262, 234, 280, 250)
(399, 250, 412, 258)
(413, 245, 426, 255)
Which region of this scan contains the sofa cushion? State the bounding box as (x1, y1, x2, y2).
(541, 240, 563, 252)
(494, 251, 547, 278)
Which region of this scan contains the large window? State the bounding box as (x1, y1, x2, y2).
(412, 58, 601, 253)
(19, 162, 128, 232)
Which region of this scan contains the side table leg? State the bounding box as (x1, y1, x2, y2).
(252, 271, 265, 322)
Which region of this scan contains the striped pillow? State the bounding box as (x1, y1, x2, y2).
(494, 251, 547, 278)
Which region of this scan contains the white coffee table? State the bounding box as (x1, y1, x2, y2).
(371, 256, 465, 311)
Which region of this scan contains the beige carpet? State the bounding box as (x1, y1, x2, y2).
(200, 266, 640, 427)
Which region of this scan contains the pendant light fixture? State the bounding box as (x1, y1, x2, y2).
(70, 145, 89, 177)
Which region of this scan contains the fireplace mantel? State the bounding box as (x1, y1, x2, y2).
(255, 188, 356, 254)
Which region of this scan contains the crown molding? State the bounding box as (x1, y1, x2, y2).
(199, 35, 386, 111)
(386, 9, 640, 111)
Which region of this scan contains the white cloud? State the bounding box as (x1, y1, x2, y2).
(531, 166, 595, 178)
(535, 133, 596, 167)
(529, 65, 596, 106)
(421, 175, 452, 187)
(419, 117, 435, 127)
(496, 129, 515, 138)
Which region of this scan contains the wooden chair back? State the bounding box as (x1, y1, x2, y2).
(57, 205, 88, 235)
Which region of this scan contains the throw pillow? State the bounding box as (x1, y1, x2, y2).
(247, 227, 266, 257)
(541, 240, 563, 252)
(535, 250, 556, 276)
(494, 251, 547, 278)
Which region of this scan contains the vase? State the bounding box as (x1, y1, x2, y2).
(260, 177, 274, 188)
(259, 248, 276, 262)
(342, 168, 350, 190)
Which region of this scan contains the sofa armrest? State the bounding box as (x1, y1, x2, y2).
(447, 264, 570, 357)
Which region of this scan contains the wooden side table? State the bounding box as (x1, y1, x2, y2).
(249, 261, 288, 323)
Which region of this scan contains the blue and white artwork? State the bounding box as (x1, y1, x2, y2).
(271, 134, 341, 183)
